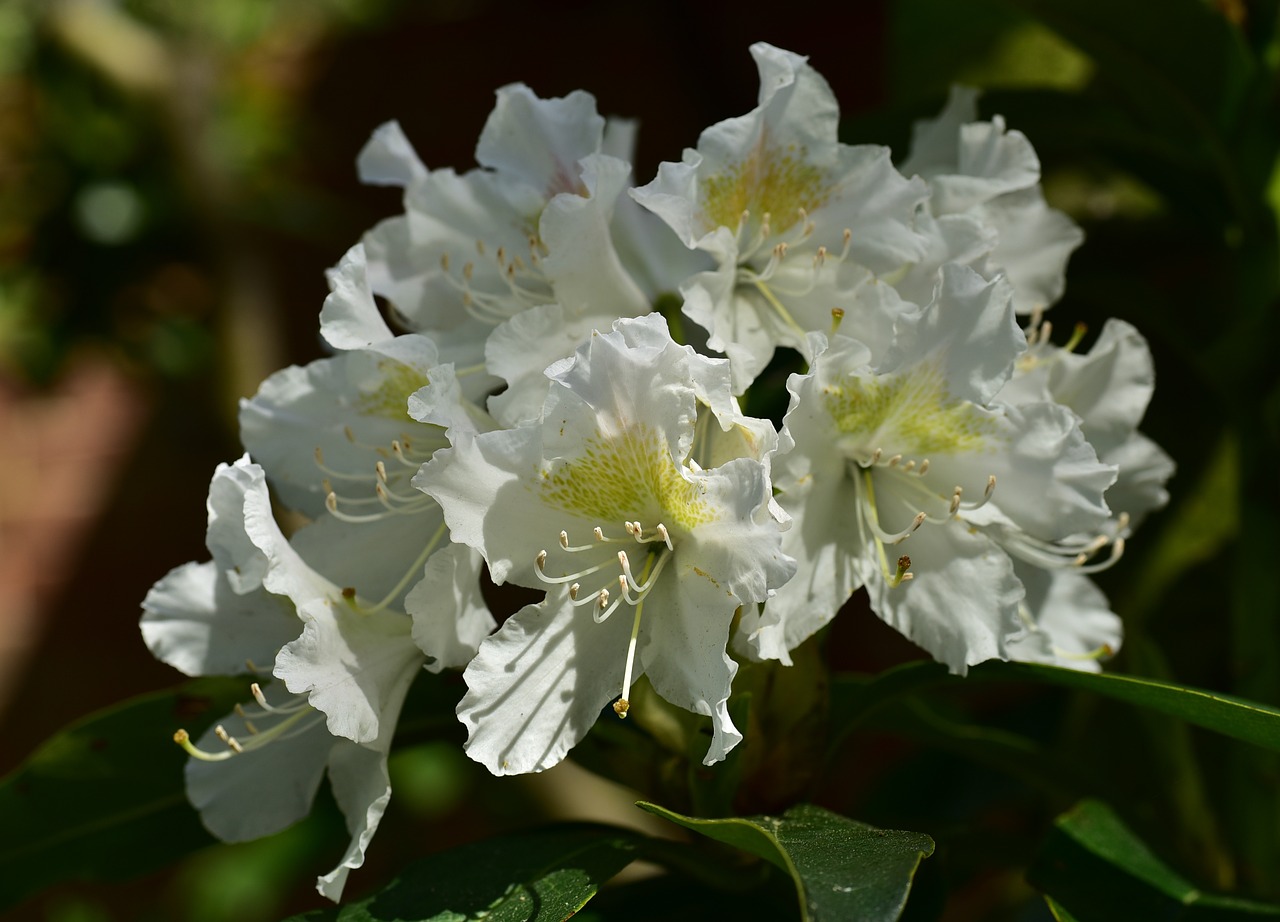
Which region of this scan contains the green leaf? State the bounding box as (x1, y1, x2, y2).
(1045, 896, 1083, 921)
(281, 823, 644, 922)
(831, 659, 1280, 757)
(987, 662, 1280, 753)
(0, 676, 248, 910)
(1030, 800, 1280, 920)
(637, 802, 933, 922)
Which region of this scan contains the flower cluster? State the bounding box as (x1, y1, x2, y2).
(140, 43, 1171, 898)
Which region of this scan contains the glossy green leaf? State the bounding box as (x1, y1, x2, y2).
(282, 823, 644, 922)
(638, 802, 933, 922)
(1030, 800, 1280, 920)
(0, 676, 248, 910)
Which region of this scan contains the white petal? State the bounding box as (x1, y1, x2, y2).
(205, 458, 271, 594)
(980, 188, 1082, 314)
(288, 504, 446, 612)
(539, 153, 649, 319)
(239, 336, 443, 516)
(457, 595, 637, 775)
(1101, 431, 1174, 526)
(900, 86, 980, 179)
(316, 741, 392, 901)
(954, 400, 1116, 539)
(741, 472, 861, 664)
(273, 600, 422, 744)
(184, 689, 332, 842)
(356, 121, 426, 188)
(885, 264, 1022, 407)
(407, 545, 496, 672)
(1044, 319, 1156, 456)
(638, 563, 743, 765)
(141, 560, 299, 677)
(866, 516, 1024, 673)
(475, 84, 604, 196)
(1006, 565, 1121, 672)
(484, 302, 592, 428)
(319, 244, 395, 350)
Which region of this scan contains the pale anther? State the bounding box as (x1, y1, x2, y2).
(559, 530, 570, 549)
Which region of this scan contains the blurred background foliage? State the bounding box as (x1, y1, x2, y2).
(0, 0, 1278, 920)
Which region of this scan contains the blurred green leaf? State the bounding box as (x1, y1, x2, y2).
(1030, 799, 1280, 919)
(638, 802, 933, 922)
(1002, 0, 1262, 214)
(282, 823, 644, 922)
(1045, 896, 1083, 921)
(0, 676, 248, 911)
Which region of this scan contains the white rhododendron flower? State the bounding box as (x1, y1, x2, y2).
(993, 315, 1173, 669)
(141, 458, 424, 899)
(239, 244, 496, 649)
(417, 314, 794, 774)
(897, 86, 1084, 313)
(741, 266, 1118, 672)
(357, 87, 688, 427)
(632, 42, 928, 391)
(138, 41, 1176, 896)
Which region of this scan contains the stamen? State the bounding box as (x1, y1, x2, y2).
(594, 587, 626, 623)
(1064, 322, 1088, 353)
(214, 725, 244, 753)
(1055, 641, 1115, 662)
(313, 447, 375, 481)
(868, 510, 927, 545)
(534, 550, 616, 585)
(830, 307, 844, 333)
